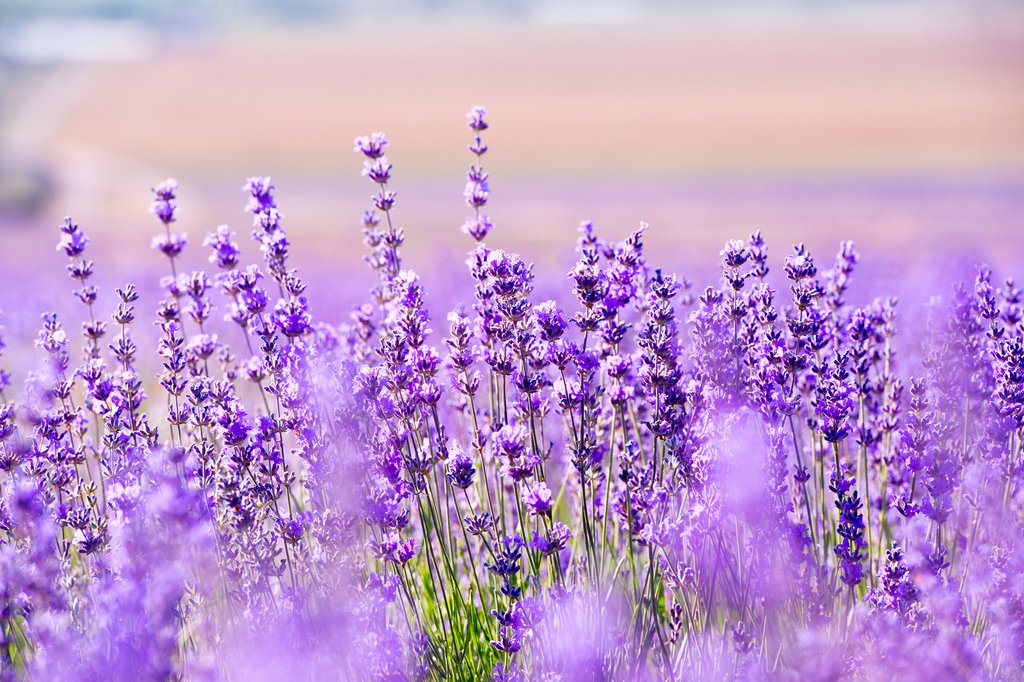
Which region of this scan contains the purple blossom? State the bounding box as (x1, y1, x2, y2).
(445, 447, 475, 490)
(461, 214, 493, 241)
(354, 132, 388, 159)
(151, 232, 188, 259)
(370, 530, 417, 565)
(56, 217, 88, 257)
(523, 479, 553, 516)
(243, 176, 277, 213)
(531, 522, 572, 556)
(204, 224, 241, 270)
(467, 105, 488, 132)
(150, 178, 179, 223)
(831, 474, 866, 587)
(273, 296, 311, 338)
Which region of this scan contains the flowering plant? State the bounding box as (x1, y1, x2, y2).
(0, 107, 1021, 681)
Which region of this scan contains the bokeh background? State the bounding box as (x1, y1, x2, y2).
(1, 0, 1023, 334)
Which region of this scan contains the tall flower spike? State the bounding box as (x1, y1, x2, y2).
(462, 105, 493, 242)
(243, 176, 292, 283)
(57, 217, 104, 359)
(354, 132, 404, 281)
(150, 178, 187, 280)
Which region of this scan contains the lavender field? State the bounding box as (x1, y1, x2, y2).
(0, 104, 1019, 680)
(1, 3, 1024, 681)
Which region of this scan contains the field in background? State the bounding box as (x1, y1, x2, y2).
(1, 7, 1023, 329)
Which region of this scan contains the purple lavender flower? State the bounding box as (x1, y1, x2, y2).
(150, 178, 179, 223)
(445, 447, 475, 490)
(815, 353, 853, 443)
(534, 300, 568, 343)
(466, 512, 494, 536)
(467, 105, 488, 132)
(523, 479, 553, 516)
(831, 474, 866, 587)
(273, 296, 311, 338)
(354, 132, 388, 159)
(531, 522, 572, 556)
(460, 106, 494, 244)
(243, 176, 277, 213)
(204, 224, 241, 270)
(868, 544, 923, 627)
(56, 217, 89, 257)
(151, 231, 188, 259)
(362, 156, 392, 185)
(464, 171, 490, 208)
(462, 214, 493, 242)
(370, 530, 417, 566)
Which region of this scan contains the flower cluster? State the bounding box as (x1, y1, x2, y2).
(0, 107, 1020, 682)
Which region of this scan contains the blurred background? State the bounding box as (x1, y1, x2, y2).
(1, 0, 1023, 328)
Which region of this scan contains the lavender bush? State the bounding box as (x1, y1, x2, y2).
(0, 106, 1022, 681)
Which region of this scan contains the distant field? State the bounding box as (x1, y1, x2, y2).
(49, 20, 1024, 175)
(1, 15, 1022, 302)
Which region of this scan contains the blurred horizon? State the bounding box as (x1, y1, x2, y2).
(1, 0, 1022, 322)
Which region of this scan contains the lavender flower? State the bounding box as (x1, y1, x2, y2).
(0, 105, 1018, 682)
(150, 178, 179, 224)
(462, 106, 493, 243)
(446, 447, 475, 490)
(523, 479, 553, 516)
(204, 224, 241, 270)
